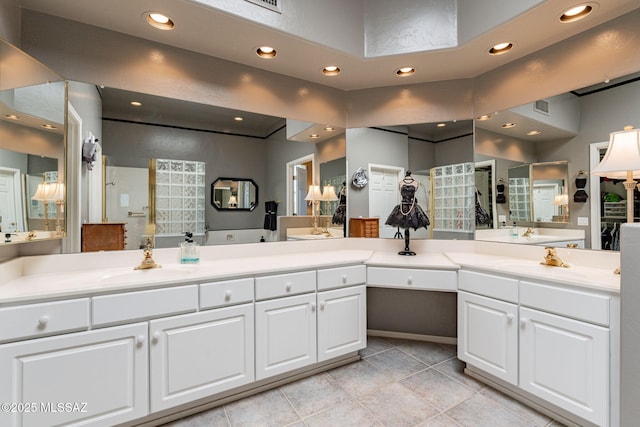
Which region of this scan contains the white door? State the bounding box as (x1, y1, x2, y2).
(317, 285, 366, 362)
(458, 291, 518, 385)
(519, 307, 609, 426)
(105, 166, 148, 250)
(369, 165, 402, 238)
(149, 304, 254, 412)
(255, 293, 317, 380)
(0, 323, 148, 427)
(0, 167, 25, 232)
(532, 184, 558, 222)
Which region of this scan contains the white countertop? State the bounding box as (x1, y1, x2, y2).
(0, 238, 621, 305)
(445, 251, 619, 293)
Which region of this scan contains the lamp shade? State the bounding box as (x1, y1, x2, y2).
(304, 185, 322, 201)
(31, 182, 54, 201)
(553, 194, 569, 206)
(593, 128, 640, 179)
(321, 185, 339, 201)
(48, 182, 65, 201)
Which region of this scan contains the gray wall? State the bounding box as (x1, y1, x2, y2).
(0, 0, 20, 45)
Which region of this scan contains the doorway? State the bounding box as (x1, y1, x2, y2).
(286, 154, 315, 216)
(368, 164, 403, 238)
(0, 167, 26, 232)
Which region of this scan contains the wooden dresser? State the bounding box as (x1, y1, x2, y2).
(81, 223, 127, 252)
(349, 218, 379, 238)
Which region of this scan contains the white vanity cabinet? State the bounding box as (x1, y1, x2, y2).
(0, 322, 148, 427)
(317, 265, 367, 362)
(149, 302, 254, 412)
(458, 269, 615, 427)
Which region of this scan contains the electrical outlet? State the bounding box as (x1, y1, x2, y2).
(577, 217, 589, 226)
(226, 234, 234, 241)
(498, 215, 507, 223)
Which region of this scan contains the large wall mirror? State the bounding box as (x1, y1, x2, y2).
(82, 86, 346, 250)
(0, 39, 66, 244)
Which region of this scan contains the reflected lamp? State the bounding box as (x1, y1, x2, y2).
(305, 185, 323, 234)
(592, 126, 640, 223)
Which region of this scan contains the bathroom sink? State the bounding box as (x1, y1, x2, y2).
(98, 264, 198, 284)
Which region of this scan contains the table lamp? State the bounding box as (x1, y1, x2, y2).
(31, 182, 53, 231)
(305, 185, 322, 234)
(321, 185, 339, 231)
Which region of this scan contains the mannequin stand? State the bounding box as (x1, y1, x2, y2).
(398, 229, 416, 256)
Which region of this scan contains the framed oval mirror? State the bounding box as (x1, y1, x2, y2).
(211, 178, 258, 211)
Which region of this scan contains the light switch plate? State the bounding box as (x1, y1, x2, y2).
(577, 216, 589, 226)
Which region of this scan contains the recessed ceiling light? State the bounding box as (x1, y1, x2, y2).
(309, 134, 320, 139)
(437, 123, 446, 127)
(560, 4, 594, 23)
(502, 123, 516, 129)
(527, 130, 542, 136)
(41, 124, 56, 130)
(322, 66, 341, 76)
(130, 101, 142, 107)
(234, 116, 244, 121)
(256, 46, 277, 59)
(476, 115, 492, 121)
(144, 12, 175, 30)
(4, 114, 19, 120)
(489, 42, 513, 55)
(324, 126, 334, 131)
(395, 67, 415, 77)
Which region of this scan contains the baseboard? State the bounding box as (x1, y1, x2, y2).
(367, 329, 457, 345)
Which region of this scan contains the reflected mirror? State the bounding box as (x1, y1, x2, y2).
(0, 39, 66, 244)
(211, 178, 258, 211)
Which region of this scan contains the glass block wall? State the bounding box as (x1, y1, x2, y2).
(508, 177, 531, 221)
(432, 162, 475, 232)
(154, 159, 206, 236)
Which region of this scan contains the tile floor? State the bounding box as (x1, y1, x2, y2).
(161, 336, 566, 427)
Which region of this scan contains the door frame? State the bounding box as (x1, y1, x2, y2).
(286, 154, 315, 216)
(475, 159, 497, 229)
(368, 163, 404, 238)
(590, 141, 608, 250)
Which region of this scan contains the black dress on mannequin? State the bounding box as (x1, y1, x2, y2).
(385, 172, 430, 255)
(332, 182, 347, 237)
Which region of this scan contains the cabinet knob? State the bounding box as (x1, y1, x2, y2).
(225, 290, 232, 300)
(520, 318, 528, 328)
(320, 301, 326, 310)
(136, 335, 146, 345)
(152, 331, 161, 343)
(286, 283, 292, 292)
(310, 302, 316, 312)
(342, 274, 348, 283)
(506, 313, 514, 322)
(37, 316, 49, 327)
(407, 276, 413, 285)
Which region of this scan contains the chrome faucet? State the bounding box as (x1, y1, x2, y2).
(540, 247, 569, 268)
(522, 227, 534, 238)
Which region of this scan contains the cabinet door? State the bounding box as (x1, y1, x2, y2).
(519, 307, 609, 426)
(0, 323, 148, 427)
(149, 304, 254, 412)
(458, 291, 518, 385)
(255, 293, 317, 380)
(317, 286, 366, 362)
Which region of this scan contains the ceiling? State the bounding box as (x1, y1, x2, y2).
(17, 0, 640, 92)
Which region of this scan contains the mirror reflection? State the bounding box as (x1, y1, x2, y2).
(0, 39, 66, 244)
(211, 178, 258, 211)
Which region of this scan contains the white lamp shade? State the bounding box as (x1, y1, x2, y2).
(553, 194, 569, 206)
(305, 185, 322, 201)
(31, 182, 51, 201)
(48, 182, 65, 201)
(593, 128, 640, 179)
(228, 195, 237, 205)
(321, 185, 339, 201)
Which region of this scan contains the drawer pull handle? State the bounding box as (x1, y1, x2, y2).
(342, 274, 348, 283)
(506, 313, 514, 322)
(136, 335, 146, 345)
(38, 316, 49, 327)
(286, 283, 292, 292)
(320, 301, 326, 310)
(152, 332, 161, 343)
(407, 276, 413, 285)
(310, 302, 316, 312)
(225, 290, 232, 300)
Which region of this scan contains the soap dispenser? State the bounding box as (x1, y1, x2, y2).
(511, 222, 518, 238)
(180, 232, 200, 264)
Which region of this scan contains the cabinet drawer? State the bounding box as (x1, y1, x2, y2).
(0, 299, 90, 343)
(367, 267, 456, 291)
(93, 285, 198, 326)
(458, 270, 518, 303)
(520, 281, 610, 326)
(255, 271, 316, 300)
(317, 265, 366, 291)
(200, 278, 254, 309)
